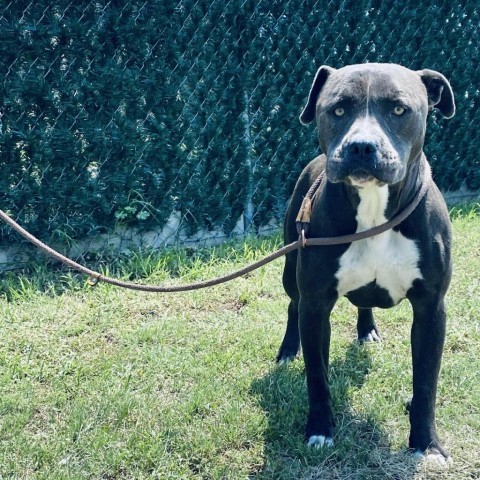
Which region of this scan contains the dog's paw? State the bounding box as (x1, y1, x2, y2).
(276, 345, 299, 364)
(307, 435, 334, 449)
(277, 355, 296, 366)
(414, 449, 452, 467)
(358, 328, 381, 343)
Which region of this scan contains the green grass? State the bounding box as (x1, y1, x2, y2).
(1, 205, 479, 479)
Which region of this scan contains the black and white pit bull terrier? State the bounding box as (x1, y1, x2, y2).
(278, 63, 455, 462)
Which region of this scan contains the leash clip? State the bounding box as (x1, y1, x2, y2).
(300, 228, 307, 248)
(87, 273, 101, 287)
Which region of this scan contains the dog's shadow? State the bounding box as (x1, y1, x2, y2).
(250, 342, 420, 478)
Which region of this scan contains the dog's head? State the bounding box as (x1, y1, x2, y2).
(300, 63, 455, 186)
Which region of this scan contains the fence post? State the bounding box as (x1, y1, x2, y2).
(242, 91, 255, 234)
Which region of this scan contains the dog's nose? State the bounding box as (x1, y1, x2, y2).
(347, 140, 377, 161)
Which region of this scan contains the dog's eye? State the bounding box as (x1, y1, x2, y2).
(393, 106, 406, 116)
(334, 107, 345, 117)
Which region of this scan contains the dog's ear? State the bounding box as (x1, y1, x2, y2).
(300, 65, 336, 125)
(417, 69, 455, 119)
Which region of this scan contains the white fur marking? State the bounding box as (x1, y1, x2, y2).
(414, 450, 453, 467)
(277, 356, 294, 366)
(308, 435, 334, 449)
(362, 329, 381, 342)
(336, 184, 423, 305)
(366, 74, 371, 116)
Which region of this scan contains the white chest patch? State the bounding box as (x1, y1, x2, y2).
(335, 183, 422, 305)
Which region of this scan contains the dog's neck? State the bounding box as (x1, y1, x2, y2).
(386, 153, 428, 219)
(343, 153, 428, 226)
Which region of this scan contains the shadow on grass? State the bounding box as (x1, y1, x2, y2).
(250, 342, 419, 479)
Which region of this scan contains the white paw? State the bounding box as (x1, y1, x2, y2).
(307, 435, 334, 449)
(277, 356, 294, 366)
(414, 450, 453, 467)
(361, 329, 381, 342)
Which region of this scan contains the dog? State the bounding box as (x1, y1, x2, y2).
(278, 63, 455, 462)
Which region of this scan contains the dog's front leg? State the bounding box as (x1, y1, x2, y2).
(409, 294, 450, 460)
(299, 294, 336, 447)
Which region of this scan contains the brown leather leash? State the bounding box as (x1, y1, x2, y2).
(0, 165, 430, 293)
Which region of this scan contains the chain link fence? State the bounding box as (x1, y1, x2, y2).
(0, 0, 479, 270)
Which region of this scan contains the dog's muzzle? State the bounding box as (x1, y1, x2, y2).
(327, 139, 402, 185)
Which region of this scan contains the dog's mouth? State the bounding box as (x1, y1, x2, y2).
(344, 169, 385, 188)
(327, 158, 399, 186)
(327, 136, 406, 187)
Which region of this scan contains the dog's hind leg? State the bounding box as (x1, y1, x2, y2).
(357, 308, 381, 343)
(277, 299, 300, 363)
(277, 251, 301, 363)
